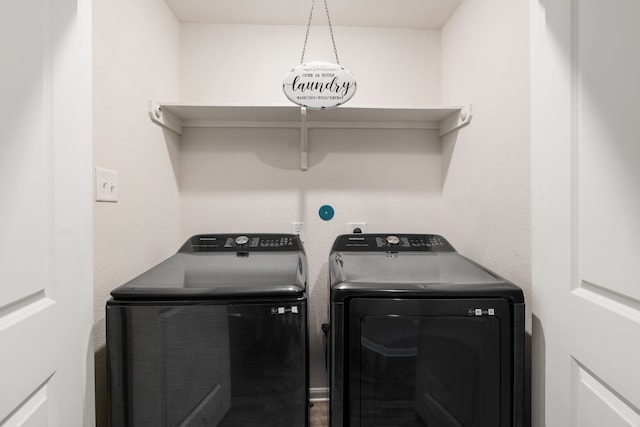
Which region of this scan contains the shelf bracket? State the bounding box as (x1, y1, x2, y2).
(148, 100, 183, 135)
(300, 107, 308, 171)
(439, 104, 473, 137)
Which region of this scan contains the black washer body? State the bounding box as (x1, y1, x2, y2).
(107, 234, 309, 427)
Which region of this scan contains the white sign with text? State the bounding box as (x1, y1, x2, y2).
(283, 61, 357, 109)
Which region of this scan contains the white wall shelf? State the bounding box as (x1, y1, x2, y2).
(149, 101, 473, 170)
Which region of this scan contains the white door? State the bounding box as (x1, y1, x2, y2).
(0, 0, 94, 425)
(531, 0, 640, 426)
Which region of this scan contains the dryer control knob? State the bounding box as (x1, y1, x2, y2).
(235, 235, 249, 246)
(386, 235, 400, 245)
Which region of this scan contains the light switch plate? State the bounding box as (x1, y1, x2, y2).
(95, 167, 118, 202)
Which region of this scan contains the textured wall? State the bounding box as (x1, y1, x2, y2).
(440, 0, 531, 327)
(92, 0, 181, 424)
(180, 24, 441, 106)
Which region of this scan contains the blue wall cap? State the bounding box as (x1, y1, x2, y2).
(318, 205, 335, 221)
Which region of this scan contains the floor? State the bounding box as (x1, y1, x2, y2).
(310, 401, 329, 427)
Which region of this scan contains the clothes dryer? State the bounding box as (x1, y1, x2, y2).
(328, 234, 525, 427)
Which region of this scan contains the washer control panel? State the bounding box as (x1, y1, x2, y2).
(182, 234, 301, 252)
(333, 234, 455, 252)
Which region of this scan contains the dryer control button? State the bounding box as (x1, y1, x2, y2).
(386, 235, 400, 245)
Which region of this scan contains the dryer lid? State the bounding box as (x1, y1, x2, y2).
(329, 234, 524, 303)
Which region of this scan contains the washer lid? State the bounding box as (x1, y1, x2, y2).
(111, 234, 307, 300)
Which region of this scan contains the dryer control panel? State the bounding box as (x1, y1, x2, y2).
(332, 234, 455, 252)
(181, 234, 302, 252)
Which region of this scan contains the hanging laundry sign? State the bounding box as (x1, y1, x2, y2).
(283, 61, 357, 109)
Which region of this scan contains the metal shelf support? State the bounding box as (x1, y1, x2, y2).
(148, 101, 183, 135)
(439, 104, 473, 136)
(300, 107, 308, 171)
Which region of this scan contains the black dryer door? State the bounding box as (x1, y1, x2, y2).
(348, 298, 512, 427)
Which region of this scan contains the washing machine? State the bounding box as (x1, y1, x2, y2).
(328, 233, 525, 427)
(107, 233, 309, 426)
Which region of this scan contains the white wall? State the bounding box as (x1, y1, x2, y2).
(181, 24, 441, 105)
(440, 0, 531, 326)
(178, 24, 443, 390)
(439, 4, 531, 415)
(92, 2, 532, 412)
(92, 0, 181, 424)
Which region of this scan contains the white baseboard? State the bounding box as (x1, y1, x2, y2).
(309, 387, 329, 402)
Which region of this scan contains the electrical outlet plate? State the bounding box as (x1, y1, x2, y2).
(95, 167, 118, 202)
(347, 222, 367, 234)
(291, 222, 304, 242)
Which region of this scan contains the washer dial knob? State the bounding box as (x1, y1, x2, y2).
(235, 235, 249, 246)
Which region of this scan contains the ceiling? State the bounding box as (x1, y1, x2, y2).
(164, 0, 463, 30)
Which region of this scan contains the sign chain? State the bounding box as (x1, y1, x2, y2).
(300, 0, 341, 65)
